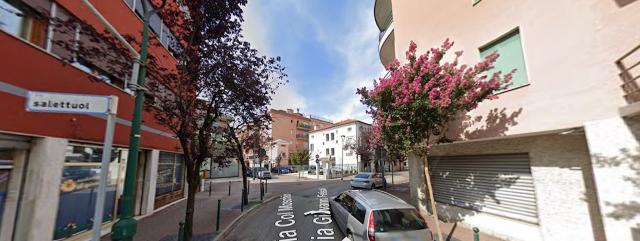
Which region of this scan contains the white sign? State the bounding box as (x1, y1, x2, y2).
(26, 91, 111, 114)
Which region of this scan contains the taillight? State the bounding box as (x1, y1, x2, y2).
(367, 210, 375, 241)
(415, 208, 429, 228)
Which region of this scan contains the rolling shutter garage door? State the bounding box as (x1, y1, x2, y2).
(430, 154, 539, 223)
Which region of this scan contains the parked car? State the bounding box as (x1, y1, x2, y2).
(329, 190, 433, 241)
(308, 167, 324, 175)
(351, 173, 386, 189)
(271, 167, 291, 174)
(257, 167, 271, 179)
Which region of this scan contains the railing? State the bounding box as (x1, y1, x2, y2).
(296, 122, 313, 130)
(295, 133, 309, 139)
(619, 44, 640, 103)
(378, 13, 394, 41)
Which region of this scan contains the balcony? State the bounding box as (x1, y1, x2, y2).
(374, 0, 396, 66)
(618, 44, 640, 117)
(296, 122, 313, 130)
(296, 133, 309, 139)
(620, 44, 640, 104)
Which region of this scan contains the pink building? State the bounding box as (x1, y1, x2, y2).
(375, 0, 640, 240)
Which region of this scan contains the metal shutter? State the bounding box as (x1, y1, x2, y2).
(430, 154, 539, 223)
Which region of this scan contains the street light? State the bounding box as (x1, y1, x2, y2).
(340, 135, 345, 180)
(111, 1, 166, 240)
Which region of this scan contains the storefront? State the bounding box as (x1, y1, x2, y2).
(0, 134, 29, 241)
(154, 151, 184, 209)
(53, 143, 128, 239)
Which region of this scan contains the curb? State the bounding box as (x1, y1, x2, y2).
(213, 195, 281, 241)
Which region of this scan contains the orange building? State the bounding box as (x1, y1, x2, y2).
(268, 109, 332, 165)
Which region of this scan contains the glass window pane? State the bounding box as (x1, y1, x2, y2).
(0, 0, 25, 36)
(54, 165, 118, 239)
(149, 13, 161, 35)
(124, 0, 135, 8)
(373, 209, 427, 232)
(480, 30, 528, 89)
(0, 169, 11, 227)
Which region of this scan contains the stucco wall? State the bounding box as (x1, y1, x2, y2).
(390, 0, 640, 139)
(409, 133, 605, 241)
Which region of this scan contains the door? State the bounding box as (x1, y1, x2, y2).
(332, 193, 350, 234)
(348, 200, 367, 241)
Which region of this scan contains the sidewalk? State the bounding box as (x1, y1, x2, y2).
(385, 182, 506, 241)
(101, 179, 330, 241)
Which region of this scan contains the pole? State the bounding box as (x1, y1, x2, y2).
(228, 181, 231, 196)
(260, 181, 263, 201)
(340, 142, 344, 181)
(208, 180, 212, 197)
(473, 227, 480, 241)
(91, 96, 118, 241)
(241, 189, 245, 212)
(178, 221, 184, 241)
(111, 1, 165, 240)
(423, 157, 443, 241)
(391, 161, 394, 185)
(265, 179, 268, 193)
(216, 200, 222, 231)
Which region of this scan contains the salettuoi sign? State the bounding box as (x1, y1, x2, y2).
(26, 91, 111, 114)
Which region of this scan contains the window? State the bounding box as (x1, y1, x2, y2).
(331, 148, 335, 156)
(310, 144, 314, 152)
(353, 201, 366, 223)
(55, 144, 126, 239)
(326, 134, 329, 141)
(326, 148, 330, 156)
(311, 135, 314, 139)
(331, 133, 335, 140)
(479, 29, 528, 91)
(156, 152, 184, 197)
(347, 127, 352, 132)
(290, 130, 293, 135)
(373, 209, 427, 232)
(0, 0, 49, 48)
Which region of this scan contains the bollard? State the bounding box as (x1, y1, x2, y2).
(178, 221, 185, 241)
(228, 181, 231, 196)
(209, 181, 212, 197)
(216, 199, 221, 231)
(473, 227, 480, 241)
(265, 179, 268, 193)
(260, 181, 263, 201)
(248, 180, 250, 194)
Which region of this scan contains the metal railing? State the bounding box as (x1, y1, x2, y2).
(378, 13, 394, 41)
(618, 44, 640, 103)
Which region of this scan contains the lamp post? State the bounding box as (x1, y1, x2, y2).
(111, 1, 166, 240)
(340, 135, 345, 180)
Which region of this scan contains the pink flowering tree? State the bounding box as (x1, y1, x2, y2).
(357, 39, 513, 240)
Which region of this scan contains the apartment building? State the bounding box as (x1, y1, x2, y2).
(308, 119, 371, 172)
(375, 0, 640, 241)
(268, 109, 332, 166)
(0, 0, 185, 240)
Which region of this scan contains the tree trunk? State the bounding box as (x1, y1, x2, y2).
(239, 157, 249, 204)
(422, 156, 443, 241)
(184, 173, 199, 241)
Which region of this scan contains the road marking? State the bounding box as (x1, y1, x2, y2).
(309, 188, 335, 240)
(275, 193, 297, 241)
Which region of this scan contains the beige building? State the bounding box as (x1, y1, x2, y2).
(268, 109, 333, 166)
(375, 0, 640, 240)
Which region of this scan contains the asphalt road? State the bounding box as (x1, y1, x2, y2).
(220, 180, 351, 241)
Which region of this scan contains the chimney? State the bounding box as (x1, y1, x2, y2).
(296, 108, 300, 113)
(286, 109, 293, 113)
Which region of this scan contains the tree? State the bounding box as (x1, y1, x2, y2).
(143, 1, 285, 240)
(357, 39, 513, 241)
(289, 149, 310, 166)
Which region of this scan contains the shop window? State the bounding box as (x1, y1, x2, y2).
(155, 152, 184, 197)
(0, 150, 13, 233)
(54, 144, 125, 239)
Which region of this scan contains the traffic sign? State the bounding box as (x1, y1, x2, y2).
(26, 91, 111, 114)
(315, 154, 319, 159)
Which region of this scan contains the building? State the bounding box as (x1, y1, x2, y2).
(0, 0, 186, 240)
(269, 108, 332, 165)
(375, 0, 640, 241)
(308, 119, 371, 172)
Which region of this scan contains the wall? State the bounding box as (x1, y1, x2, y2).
(408, 133, 605, 241)
(308, 123, 363, 167)
(584, 116, 640, 241)
(390, 0, 640, 140)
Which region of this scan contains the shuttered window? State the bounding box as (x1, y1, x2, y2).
(480, 29, 528, 90)
(430, 154, 539, 223)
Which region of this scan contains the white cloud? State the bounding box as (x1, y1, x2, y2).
(241, 1, 308, 112)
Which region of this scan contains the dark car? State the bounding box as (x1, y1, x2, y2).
(271, 167, 290, 174)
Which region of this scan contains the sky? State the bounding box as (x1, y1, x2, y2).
(241, 0, 386, 123)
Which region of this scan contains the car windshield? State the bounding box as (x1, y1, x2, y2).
(355, 174, 370, 178)
(373, 209, 427, 232)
